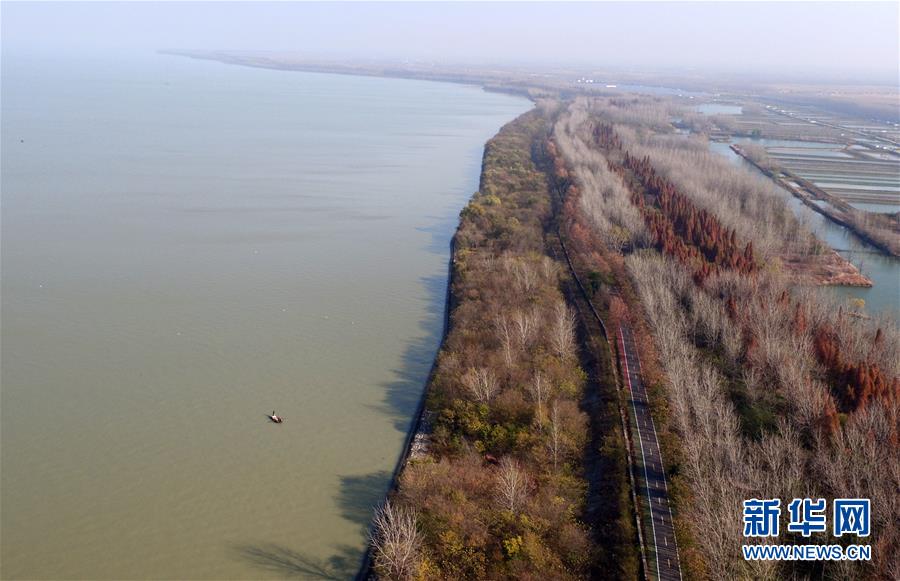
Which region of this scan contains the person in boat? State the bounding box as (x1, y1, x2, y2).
(271, 411, 281, 422)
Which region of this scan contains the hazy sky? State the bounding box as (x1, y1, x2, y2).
(3, 2, 898, 84)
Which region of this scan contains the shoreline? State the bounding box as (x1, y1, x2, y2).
(355, 235, 456, 580)
(355, 114, 538, 579)
(161, 49, 546, 100)
(362, 109, 619, 577)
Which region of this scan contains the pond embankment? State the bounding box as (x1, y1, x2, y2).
(731, 144, 899, 259)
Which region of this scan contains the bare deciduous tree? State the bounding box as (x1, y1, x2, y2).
(370, 500, 421, 580)
(512, 259, 537, 294)
(548, 400, 563, 472)
(462, 367, 499, 403)
(527, 372, 548, 427)
(493, 313, 515, 367)
(540, 256, 558, 282)
(553, 100, 649, 249)
(512, 308, 537, 349)
(549, 301, 577, 361)
(495, 457, 530, 514)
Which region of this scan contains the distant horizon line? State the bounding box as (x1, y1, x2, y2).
(159, 48, 900, 89)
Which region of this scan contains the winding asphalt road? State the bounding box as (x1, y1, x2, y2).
(619, 325, 682, 581)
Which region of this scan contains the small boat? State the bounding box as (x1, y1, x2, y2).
(268, 411, 283, 424)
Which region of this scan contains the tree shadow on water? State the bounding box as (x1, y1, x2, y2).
(373, 272, 448, 433)
(233, 470, 391, 580)
(337, 469, 393, 534)
(417, 213, 458, 257)
(235, 224, 458, 580)
(234, 542, 360, 580)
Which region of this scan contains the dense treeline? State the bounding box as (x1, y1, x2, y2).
(842, 208, 900, 258)
(552, 97, 900, 579)
(622, 150, 757, 278)
(585, 119, 758, 279)
(587, 98, 814, 260)
(627, 254, 899, 579)
(370, 107, 602, 579)
(812, 323, 897, 414)
(551, 105, 647, 253)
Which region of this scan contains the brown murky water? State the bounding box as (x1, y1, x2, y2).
(1, 53, 529, 579)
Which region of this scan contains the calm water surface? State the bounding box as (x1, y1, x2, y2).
(693, 103, 743, 116)
(1, 53, 529, 579)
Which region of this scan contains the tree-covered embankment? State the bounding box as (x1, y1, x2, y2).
(367, 105, 638, 580)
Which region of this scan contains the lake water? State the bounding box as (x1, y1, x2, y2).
(611, 84, 707, 98)
(852, 202, 899, 214)
(1, 53, 529, 579)
(693, 103, 743, 116)
(709, 139, 899, 318)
